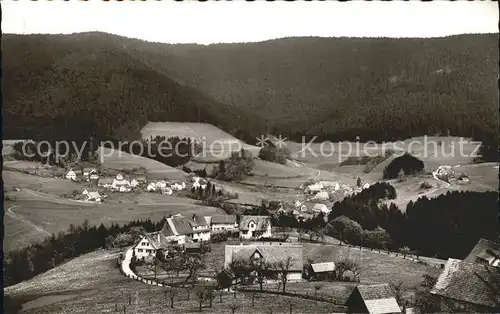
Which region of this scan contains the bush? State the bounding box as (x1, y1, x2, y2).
(259, 145, 290, 165)
(215, 149, 255, 181)
(325, 216, 364, 245)
(363, 227, 393, 250)
(383, 153, 424, 179)
(419, 181, 433, 190)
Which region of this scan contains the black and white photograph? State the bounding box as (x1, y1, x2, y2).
(1, 1, 499, 313)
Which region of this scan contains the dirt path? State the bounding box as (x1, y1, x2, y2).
(311, 169, 321, 180)
(6, 205, 52, 237)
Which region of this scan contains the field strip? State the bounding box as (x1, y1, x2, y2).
(185, 123, 203, 143)
(6, 205, 52, 237)
(23, 189, 93, 206)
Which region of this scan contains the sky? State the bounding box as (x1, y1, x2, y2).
(2, 0, 498, 44)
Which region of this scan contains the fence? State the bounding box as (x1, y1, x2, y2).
(236, 286, 346, 306)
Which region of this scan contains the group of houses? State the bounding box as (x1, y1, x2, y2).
(434, 165, 470, 185)
(281, 199, 333, 216)
(65, 168, 100, 182)
(133, 214, 273, 259)
(98, 173, 147, 192)
(146, 180, 181, 195)
(66, 168, 148, 193)
(304, 180, 370, 201)
(145, 175, 206, 195)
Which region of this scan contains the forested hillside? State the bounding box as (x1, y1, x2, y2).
(3, 32, 498, 154)
(2, 33, 264, 142)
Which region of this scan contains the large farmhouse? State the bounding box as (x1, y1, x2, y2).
(463, 238, 500, 267)
(430, 258, 500, 312)
(112, 173, 131, 191)
(224, 243, 304, 282)
(160, 215, 211, 244)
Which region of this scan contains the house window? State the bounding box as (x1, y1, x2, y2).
(138, 249, 143, 252)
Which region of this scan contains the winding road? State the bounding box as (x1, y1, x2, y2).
(6, 205, 52, 237)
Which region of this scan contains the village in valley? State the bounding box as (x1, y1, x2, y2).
(4, 138, 499, 314)
(2, 1, 499, 314)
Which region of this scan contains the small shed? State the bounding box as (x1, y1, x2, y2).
(346, 283, 401, 314)
(312, 203, 330, 214)
(147, 182, 157, 192)
(307, 262, 336, 281)
(313, 191, 330, 201)
(130, 179, 139, 188)
(88, 169, 100, 181)
(65, 169, 77, 181)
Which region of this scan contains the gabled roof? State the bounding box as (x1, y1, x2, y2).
(313, 203, 329, 211)
(191, 215, 209, 227)
(239, 215, 271, 231)
(225, 243, 303, 271)
(162, 216, 194, 236)
(313, 191, 330, 200)
(99, 177, 114, 184)
(141, 232, 169, 250)
(87, 191, 101, 199)
(430, 258, 500, 309)
(311, 262, 335, 273)
(464, 238, 500, 265)
(353, 284, 401, 314)
(211, 215, 237, 225)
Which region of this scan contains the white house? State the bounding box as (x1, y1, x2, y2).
(155, 181, 168, 190)
(88, 169, 100, 181)
(162, 187, 173, 195)
(119, 185, 131, 193)
(112, 174, 131, 190)
(65, 169, 77, 181)
(312, 191, 330, 201)
(191, 215, 211, 242)
(192, 177, 208, 189)
(305, 182, 324, 194)
(224, 243, 304, 282)
(130, 179, 139, 188)
(133, 232, 166, 260)
(209, 215, 238, 232)
(362, 183, 370, 189)
(82, 190, 101, 202)
(171, 182, 186, 191)
(239, 215, 272, 239)
(319, 181, 340, 191)
(160, 215, 210, 244)
(312, 203, 330, 215)
(147, 182, 157, 192)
